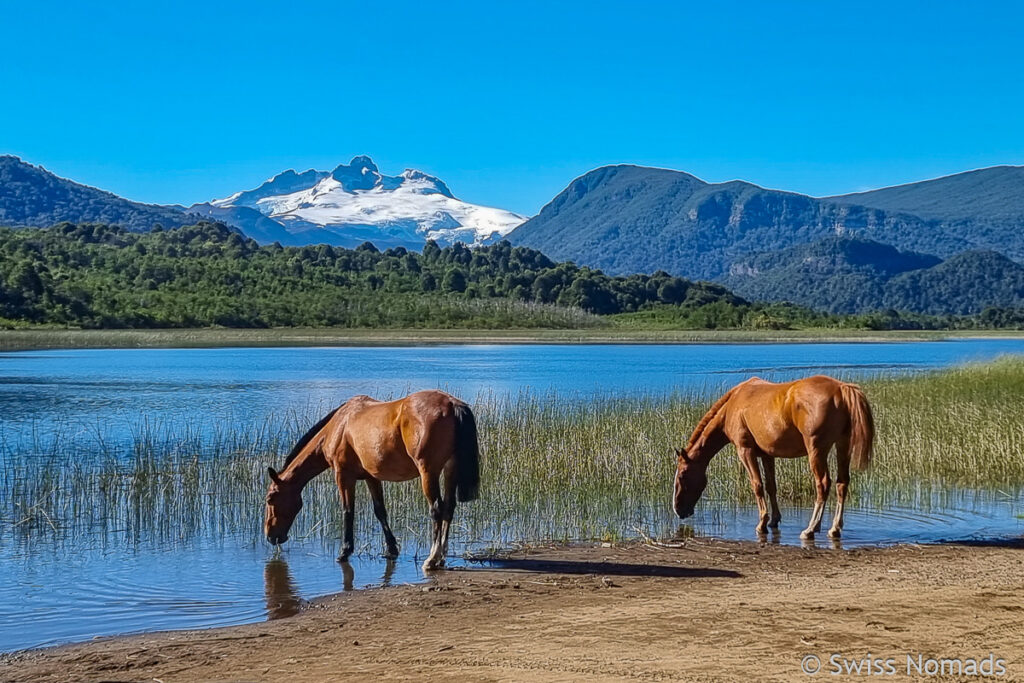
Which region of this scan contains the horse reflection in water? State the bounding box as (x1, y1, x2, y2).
(263, 558, 305, 620)
(263, 557, 401, 619)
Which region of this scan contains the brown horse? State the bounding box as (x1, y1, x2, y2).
(673, 375, 874, 539)
(264, 390, 480, 570)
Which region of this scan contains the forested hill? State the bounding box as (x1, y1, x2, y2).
(0, 156, 196, 232)
(0, 222, 743, 329)
(828, 165, 1024, 224)
(723, 236, 1024, 315)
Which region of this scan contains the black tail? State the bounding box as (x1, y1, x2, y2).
(452, 403, 480, 503)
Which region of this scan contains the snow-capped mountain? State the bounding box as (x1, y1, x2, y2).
(191, 156, 525, 249)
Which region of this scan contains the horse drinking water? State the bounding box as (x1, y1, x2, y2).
(264, 390, 480, 570)
(673, 376, 874, 539)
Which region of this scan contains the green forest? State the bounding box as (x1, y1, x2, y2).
(1, 222, 1022, 330)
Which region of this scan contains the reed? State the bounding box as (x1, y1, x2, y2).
(2, 358, 1023, 552)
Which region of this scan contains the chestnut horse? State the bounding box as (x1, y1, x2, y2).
(264, 390, 480, 570)
(673, 375, 874, 539)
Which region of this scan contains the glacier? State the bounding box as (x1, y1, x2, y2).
(191, 156, 526, 249)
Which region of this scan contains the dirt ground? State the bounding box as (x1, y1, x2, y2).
(3, 538, 1022, 682)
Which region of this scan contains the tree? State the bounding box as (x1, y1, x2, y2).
(442, 268, 467, 293)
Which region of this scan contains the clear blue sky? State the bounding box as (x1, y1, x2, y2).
(2, 1, 1021, 215)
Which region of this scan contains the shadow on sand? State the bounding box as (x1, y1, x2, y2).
(465, 557, 741, 579)
(942, 536, 1024, 549)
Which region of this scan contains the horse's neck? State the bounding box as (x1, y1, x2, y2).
(692, 425, 729, 464)
(282, 446, 329, 489)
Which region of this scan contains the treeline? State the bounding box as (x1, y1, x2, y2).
(1, 222, 1021, 331)
(610, 301, 1024, 331)
(0, 222, 741, 329)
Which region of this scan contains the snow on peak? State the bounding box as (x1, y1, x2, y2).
(201, 158, 525, 249)
(211, 168, 326, 209)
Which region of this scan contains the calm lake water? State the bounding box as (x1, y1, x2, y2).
(5, 338, 1024, 449)
(2, 339, 1024, 652)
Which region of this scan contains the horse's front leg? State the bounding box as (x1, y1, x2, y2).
(801, 438, 832, 540)
(761, 456, 782, 529)
(419, 470, 445, 571)
(738, 447, 770, 535)
(335, 468, 357, 562)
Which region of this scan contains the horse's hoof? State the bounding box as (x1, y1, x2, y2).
(383, 547, 400, 559)
(768, 519, 781, 529)
(337, 551, 353, 563)
(828, 528, 841, 539)
(800, 530, 815, 540)
(755, 526, 768, 536)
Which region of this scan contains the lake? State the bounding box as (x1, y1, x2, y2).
(2, 338, 1024, 652)
(6, 338, 1024, 450)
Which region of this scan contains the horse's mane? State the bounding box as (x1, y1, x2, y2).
(281, 406, 341, 470)
(686, 385, 738, 451)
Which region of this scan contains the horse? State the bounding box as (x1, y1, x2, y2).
(673, 375, 874, 540)
(264, 390, 480, 570)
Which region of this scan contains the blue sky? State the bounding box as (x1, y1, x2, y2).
(1, 1, 1021, 215)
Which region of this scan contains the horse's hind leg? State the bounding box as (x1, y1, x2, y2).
(800, 437, 833, 540)
(438, 459, 458, 560)
(761, 456, 782, 529)
(829, 436, 851, 539)
(420, 470, 445, 571)
(365, 477, 400, 558)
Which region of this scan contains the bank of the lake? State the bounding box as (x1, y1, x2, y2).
(3, 539, 1022, 682)
(3, 326, 1019, 351)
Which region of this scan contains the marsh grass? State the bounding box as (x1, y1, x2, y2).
(3, 359, 1023, 551)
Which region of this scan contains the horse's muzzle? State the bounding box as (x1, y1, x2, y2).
(267, 533, 288, 545)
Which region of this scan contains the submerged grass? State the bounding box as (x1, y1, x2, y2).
(2, 359, 1023, 551)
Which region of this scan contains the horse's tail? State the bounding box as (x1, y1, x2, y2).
(452, 402, 481, 503)
(840, 383, 875, 471)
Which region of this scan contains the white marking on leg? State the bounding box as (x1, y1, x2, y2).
(801, 501, 824, 539)
(829, 499, 844, 538)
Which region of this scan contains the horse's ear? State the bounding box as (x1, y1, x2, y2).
(676, 448, 691, 462)
(267, 467, 282, 483)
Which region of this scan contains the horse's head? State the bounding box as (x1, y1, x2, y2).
(264, 467, 302, 545)
(673, 447, 707, 519)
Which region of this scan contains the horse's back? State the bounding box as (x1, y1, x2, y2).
(401, 389, 466, 420)
(340, 390, 465, 481)
(727, 375, 850, 455)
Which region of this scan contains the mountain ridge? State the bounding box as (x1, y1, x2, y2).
(508, 163, 1024, 279)
(0, 155, 198, 232)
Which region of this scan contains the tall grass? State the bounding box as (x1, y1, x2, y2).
(2, 359, 1023, 551)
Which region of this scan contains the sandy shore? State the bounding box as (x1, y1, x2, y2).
(3, 538, 1022, 682)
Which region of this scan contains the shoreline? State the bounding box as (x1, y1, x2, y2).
(2, 327, 1022, 351)
(3, 537, 1022, 681)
